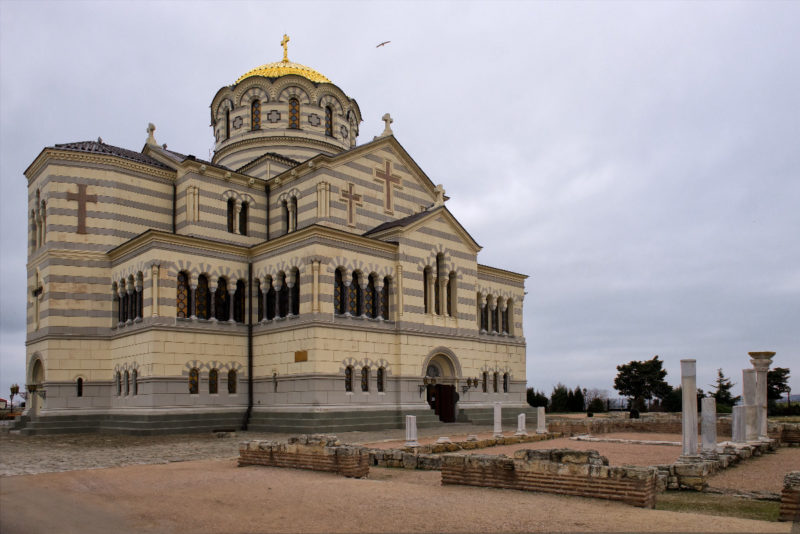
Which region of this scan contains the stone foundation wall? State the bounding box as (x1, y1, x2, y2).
(238, 434, 369, 478)
(441, 449, 657, 508)
(780, 471, 800, 522)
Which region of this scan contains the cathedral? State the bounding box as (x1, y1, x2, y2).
(21, 37, 530, 434)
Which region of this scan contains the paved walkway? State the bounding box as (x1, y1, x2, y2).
(0, 422, 497, 477)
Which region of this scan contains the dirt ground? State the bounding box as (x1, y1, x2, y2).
(1, 427, 797, 533)
(0, 458, 792, 534)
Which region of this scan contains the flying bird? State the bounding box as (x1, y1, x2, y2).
(376, 41, 391, 48)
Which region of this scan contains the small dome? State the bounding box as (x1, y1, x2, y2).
(236, 35, 331, 84)
(236, 60, 330, 84)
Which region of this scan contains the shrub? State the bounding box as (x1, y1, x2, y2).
(587, 398, 606, 413)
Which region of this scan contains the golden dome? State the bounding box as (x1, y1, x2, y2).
(235, 34, 331, 84)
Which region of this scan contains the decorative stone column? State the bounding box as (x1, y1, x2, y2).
(515, 413, 527, 436)
(343, 270, 352, 317)
(209, 286, 217, 321)
(478, 293, 487, 333)
(286, 272, 295, 318)
(311, 261, 320, 313)
(273, 277, 282, 319)
(151, 265, 159, 317)
(189, 282, 197, 320)
(749, 351, 775, 441)
(742, 368, 758, 441)
(701, 397, 717, 458)
(134, 277, 143, 322)
(376, 280, 384, 320)
(228, 287, 236, 323)
(732, 405, 746, 443)
(359, 276, 368, 318)
(493, 402, 502, 437)
(680, 359, 699, 460)
(405, 415, 419, 447)
(536, 406, 547, 434)
(125, 283, 134, 325)
(261, 277, 269, 323)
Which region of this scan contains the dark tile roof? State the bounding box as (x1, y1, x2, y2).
(364, 207, 439, 236)
(156, 147, 233, 171)
(237, 152, 301, 173)
(53, 141, 171, 169)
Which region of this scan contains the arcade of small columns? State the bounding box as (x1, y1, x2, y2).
(28, 190, 48, 253)
(112, 271, 146, 327)
(477, 292, 514, 336)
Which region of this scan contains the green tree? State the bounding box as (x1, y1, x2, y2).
(568, 386, 585, 412)
(526, 388, 548, 409)
(767, 367, 790, 403)
(613, 355, 672, 410)
(662, 386, 704, 413)
(710, 368, 740, 408)
(549, 383, 569, 413)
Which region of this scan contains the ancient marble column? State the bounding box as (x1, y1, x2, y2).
(680, 359, 699, 459)
(742, 368, 758, 441)
(515, 413, 527, 436)
(732, 405, 746, 443)
(749, 352, 775, 441)
(493, 402, 503, 437)
(701, 396, 717, 457)
(404, 415, 419, 447)
(536, 406, 547, 434)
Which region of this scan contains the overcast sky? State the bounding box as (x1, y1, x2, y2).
(1, 1, 798, 403)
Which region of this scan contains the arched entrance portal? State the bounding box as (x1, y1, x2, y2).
(29, 357, 44, 416)
(422, 350, 461, 423)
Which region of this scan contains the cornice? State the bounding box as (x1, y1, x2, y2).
(477, 264, 528, 283)
(25, 149, 175, 183)
(212, 135, 343, 166)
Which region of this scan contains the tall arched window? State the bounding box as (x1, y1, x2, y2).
(189, 368, 199, 394)
(215, 277, 229, 321)
(265, 277, 276, 320)
(345, 366, 353, 392)
(256, 279, 263, 322)
(76, 377, 83, 397)
(382, 277, 390, 320)
(503, 373, 509, 393)
(288, 98, 300, 129)
(423, 267, 431, 314)
(239, 202, 248, 236)
(116, 372, 122, 396)
(177, 271, 190, 318)
(349, 272, 362, 316)
(334, 268, 346, 315)
(124, 370, 130, 396)
(209, 368, 219, 394)
(435, 253, 444, 315)
(493, 372, 498, 393)
(234, 280, 245, 323)
(289, 197, 297, 231)
(132, 369, 138, 396)
(277, 272, 289, 318)
(365, 274, 376, 318)
(136, 272, 143, 320)
(290, 268, 300, 316)
(225, 109, 231, 139)
(377, 367, 385, 393)
(325, 105, 333, 137)
(196, 275, 210, 319)
(121, 280, 130, 323)
(502, 306, 509, 334)
(228, 369, 237, 394)
(282, 200, 290, 234)
(479, 295, 489, 332)
(251, 100, 261, 130)
(482, 371, 488, 393)
(361, 367, 370, 392)
(493, 305, 500, 333)
(227, 198, 235, 233)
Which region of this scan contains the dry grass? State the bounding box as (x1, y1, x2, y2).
(656, 492, 780, 522)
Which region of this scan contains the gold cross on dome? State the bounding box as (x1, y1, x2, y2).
(281, 34, 290, 62)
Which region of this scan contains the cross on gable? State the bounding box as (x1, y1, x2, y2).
(373, 159, 402, 213)
(340, 183, 362, 227)
(66, 184, 97, 234)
